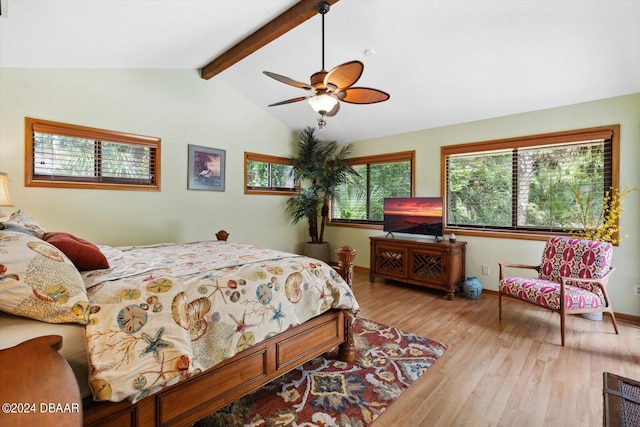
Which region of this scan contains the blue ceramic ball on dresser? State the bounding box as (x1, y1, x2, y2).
(462, 276, 483, 300)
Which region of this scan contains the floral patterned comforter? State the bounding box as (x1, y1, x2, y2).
(82, 241, 359, 403)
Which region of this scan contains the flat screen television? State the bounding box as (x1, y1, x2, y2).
(383, 197, 444, 238)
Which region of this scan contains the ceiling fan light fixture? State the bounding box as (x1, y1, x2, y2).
(308, 92, 338, 115)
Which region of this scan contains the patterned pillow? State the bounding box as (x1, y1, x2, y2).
(4, 210, 48, 239)
(0, 230, 90, 324)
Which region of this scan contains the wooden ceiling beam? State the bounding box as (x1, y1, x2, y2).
(200, 0, 339, 80)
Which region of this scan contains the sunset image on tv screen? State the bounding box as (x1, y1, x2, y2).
(383, 197, 443, 236)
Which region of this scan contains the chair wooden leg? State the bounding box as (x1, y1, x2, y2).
(608, 310, 620, 335)
(600, 285, 619, 336)
(498, 291, 503, 320)
(560, 311, 566, 346)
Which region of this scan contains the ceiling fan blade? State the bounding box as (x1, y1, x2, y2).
(324, 60, 364, 90)
(324, 101, 340, 117)
(339, 87, 390, 104)
(267, 96, 310, 107)
(263, 71, 313, 90)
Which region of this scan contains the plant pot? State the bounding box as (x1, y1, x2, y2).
(304, 242, 331, 264)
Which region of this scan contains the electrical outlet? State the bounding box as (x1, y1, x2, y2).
(634, 284, 640, 297)
(482, 264, 490, 275)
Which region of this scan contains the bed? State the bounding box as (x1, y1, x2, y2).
(0, 211, 359, 427)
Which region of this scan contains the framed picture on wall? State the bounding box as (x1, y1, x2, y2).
(187, 144, 226, 191)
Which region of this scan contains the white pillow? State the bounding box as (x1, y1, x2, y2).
(0, 229, 89, 324)
(4, 210, 48, 239)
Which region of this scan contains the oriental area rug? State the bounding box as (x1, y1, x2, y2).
(195, 318, 448, 427)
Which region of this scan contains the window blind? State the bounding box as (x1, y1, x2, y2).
(26, 117, 160, 190)
(331, 151, 414, 224)
(443, 125, 617, 237)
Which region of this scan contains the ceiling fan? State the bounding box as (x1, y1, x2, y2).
(263, 1, 390, 128)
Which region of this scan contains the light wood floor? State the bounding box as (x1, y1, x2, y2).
(351, 270, 640, 427)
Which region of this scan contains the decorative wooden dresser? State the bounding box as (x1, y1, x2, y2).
(369, 235, 466, 299)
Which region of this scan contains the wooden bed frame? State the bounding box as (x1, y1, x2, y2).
(83, 242, 358, 427)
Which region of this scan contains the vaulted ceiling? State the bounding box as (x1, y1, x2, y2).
(1, 0, 639, 142)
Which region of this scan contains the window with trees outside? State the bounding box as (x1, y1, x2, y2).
(25, 117, 160, 191)
(442, 125, 619, 240)
(244, 152, 297, 195)
(330, 151, 415, 227)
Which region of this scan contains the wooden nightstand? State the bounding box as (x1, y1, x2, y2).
(0, 335, 82, 427)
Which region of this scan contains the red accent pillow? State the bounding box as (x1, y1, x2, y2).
(43, 232, 109, 271)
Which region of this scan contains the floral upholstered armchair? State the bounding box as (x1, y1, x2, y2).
(498, 236, 618, 346)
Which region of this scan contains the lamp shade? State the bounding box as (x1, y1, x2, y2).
(0, 173, 14, 218)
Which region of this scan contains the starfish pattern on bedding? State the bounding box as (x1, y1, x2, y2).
(271, 302, 286, 328)
(140, 327, 173, 363)
(229, 311, 256, 335)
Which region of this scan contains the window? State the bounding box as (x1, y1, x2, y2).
(331, 151, 415, 227)
(26, 117, 160, 191)
(244, 152, 297, 195)
(442, 125, 619, 239)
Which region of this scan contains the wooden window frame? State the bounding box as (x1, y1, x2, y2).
(441, 125, 620, 241)
(244, 152, 298, 196)
(25, 117, 160, 191)
(329, 151, 415, 229)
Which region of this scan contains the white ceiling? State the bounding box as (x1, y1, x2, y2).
(1, 0, 639, 143)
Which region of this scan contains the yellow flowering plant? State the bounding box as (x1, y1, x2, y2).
(567, 185, 636, 244)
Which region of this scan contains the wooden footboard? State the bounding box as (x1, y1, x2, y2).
(83, 242, 357, 427)
(84, 309, 352, 426)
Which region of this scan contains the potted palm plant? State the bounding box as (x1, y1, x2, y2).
(287, 127, 358, 262)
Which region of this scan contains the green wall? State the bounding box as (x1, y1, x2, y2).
(327, 93, 640, 316)
(0, 68, 303, 251)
